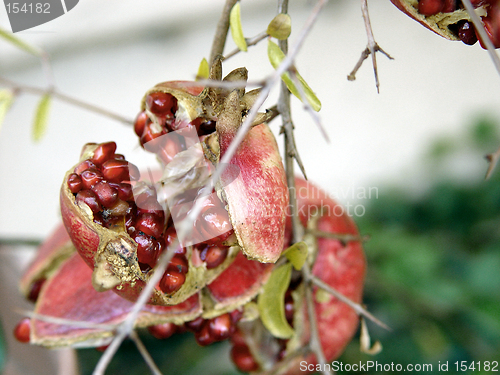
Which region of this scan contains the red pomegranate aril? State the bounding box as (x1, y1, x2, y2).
(102, 159, 140, 183)
(92, 181, 118, 208)
(442, 0, 456, 13)
(73, 159, 96, 175)
(27, 278, 46, 303)
(13, 318, 31, 343)
(134, 111, 149, 137)
(112, 153, 125, 160)
(230, 308, 244, 324)
(167, 254, 189, 274)
(67, 173, 83, 194)
(195, 323, 215, 346)
(136, 199, 164, 217)
(91, 142, 117, 166)
(230, 345, 259, 372)
(157, 133, 185, 165)
(109, 182, 133, 202)
(198, 120, 216, 135)
(148, 323, 177, 340)
(200, 245, 228, 269)
(146, 92, 177, 117)
(199, 206, 232, 243)
(135, 213, 164, 239)
(230, 329, 247, 347)
(159, 270, 185, 294)
(76, 190, 101, 213)
(80, 168, 104, 190)
(418, 0, 444, 15)
(184, 316, 205, 332)
(208, 313, 233, 341)
(458, 21, 478, 45)
(135, 233, 160, 268)
(140, 124, 165, 148)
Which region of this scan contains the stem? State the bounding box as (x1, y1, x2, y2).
(224, 31, 268, 60)
(129, 331, 163, 375)
(309, 276, 391, 331)
(0, 76, 134, 125)
(209, 0, 239, 64)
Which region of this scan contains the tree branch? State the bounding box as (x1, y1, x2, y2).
(209, 0, 239, 64)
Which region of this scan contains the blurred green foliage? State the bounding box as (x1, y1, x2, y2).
(76, 115, 500, 374)
(338, 115, 500, 374)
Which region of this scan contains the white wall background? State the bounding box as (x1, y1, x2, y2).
(1, 0, 499, 241)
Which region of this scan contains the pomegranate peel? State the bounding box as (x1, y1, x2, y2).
(19, 223, 74, 300)
(31, 253, 202, 348)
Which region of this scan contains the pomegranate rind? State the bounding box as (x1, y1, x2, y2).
(19, 223, 74, 298)
(390, 0, 485, 40)
(216, 92, 288, 263)
(203, 251, 274, 319)
(60, 144, 238, 306)
(31, 253, 202, 348)
(235, 178, 366, 374)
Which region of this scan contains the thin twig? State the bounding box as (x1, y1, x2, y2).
(347, 0, 393, 93)
(0, 238, 42, 247)
(224, 31, 268, 60)
(0, 76, 134, 125)
(129, 331, 163, 375)
(309, 275, 391, 331)
(485, 144, 500, 180)
(20, 310, 117, 331)
(462, 0, 500, 76)
(92, 239, 179, 375)
(209, 0, 239, 64)
(303, 266, 331, 375)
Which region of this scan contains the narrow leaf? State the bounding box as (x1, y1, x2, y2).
(197, 58, 209, 80)
(0, 27, 41, 56)
(283, 241, 308, 271)
(267, 13, 292, 40)
(229, 2, 247, 52)
(257, 263, 294, 339)
(32, 94, 52, 142)
(267, 40, 321, 111)
(0, 90, 15, 132)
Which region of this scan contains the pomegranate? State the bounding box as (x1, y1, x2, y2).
(390, 0, 500, 48)
(228, 178, 366, 374)
(59, 66, 288, 308)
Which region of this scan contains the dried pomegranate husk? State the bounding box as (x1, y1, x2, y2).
(231, 178, 366, 374)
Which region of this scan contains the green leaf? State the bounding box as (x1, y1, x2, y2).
(267, 13, 292, 40)
(283, 241, 308, 271)
(0, 90, 15, 132)
(197, 58, 209, 80)
(32, 93, 52, 142)
(0, 27, 41, 56)
(229, 2, 247, 52)
(267, 40, 321, 112)
(257, 263, 294, 339)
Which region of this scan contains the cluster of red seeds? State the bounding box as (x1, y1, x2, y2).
(66, 141, 232, 296)
(418, 0, 500, 47)
(147, 309, 244, 347)
(134, 91, 216, 165)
